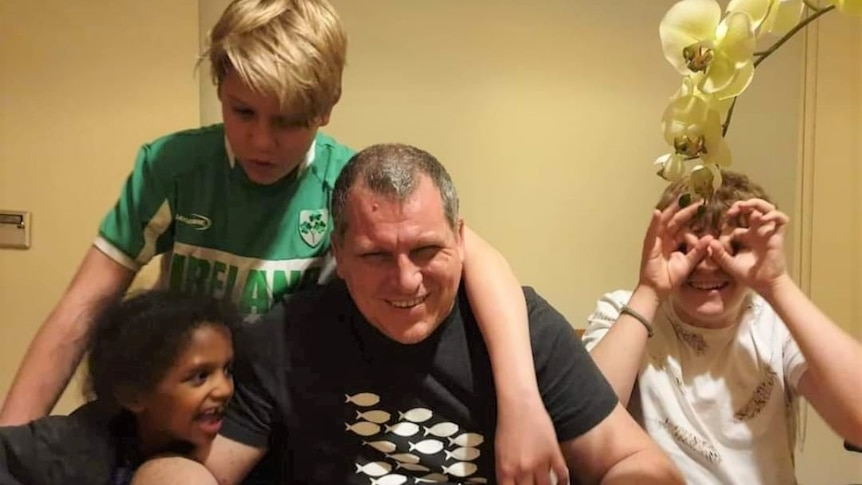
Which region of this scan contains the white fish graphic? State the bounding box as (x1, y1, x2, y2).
(395, 462, 430, 472)
(466, 478, 488, 484)
(385, 422, 420, 437)
(448, 432, 484, 447)
(345, 392, 381, 407)
(345, 421, 380, 436)
(385, 453, 420, 464)
(445, 447, 480, 461)
(356, 410, 391, 424)
(354, 462, 392, 477)
(442, 461, 478, 478)
(414, 473, 449, 483)
(362, 440, 397, 453)
(398, 408, 433, 423)
(423, 422, 459, 438)
(370, 474, 408, 485)
(408, 439, 444, 455)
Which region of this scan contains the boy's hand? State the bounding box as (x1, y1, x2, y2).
(495, 397, 569, 485)
(639, 200, 712, 299)
(708, 198, 789, 295)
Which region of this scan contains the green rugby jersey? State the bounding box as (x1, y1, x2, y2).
(96, 124, 355, 318)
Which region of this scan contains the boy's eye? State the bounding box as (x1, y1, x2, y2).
(187, 371, 210, 386)
(232, 107, 254, 119)
(273, 116, 306, 129)
(224, 363, 234, 378)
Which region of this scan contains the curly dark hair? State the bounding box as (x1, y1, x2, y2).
(84, 289, 239, 408)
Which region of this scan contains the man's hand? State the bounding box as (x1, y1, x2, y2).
(708, 198, 789, 295)
(495, 396, 569, 485)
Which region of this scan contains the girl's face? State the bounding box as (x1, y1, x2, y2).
(132, 324, 234, 454)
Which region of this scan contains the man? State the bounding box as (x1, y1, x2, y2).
(134, 143, 682, 484)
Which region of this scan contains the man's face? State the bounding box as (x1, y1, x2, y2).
(333, 176, 465, 344)
(219, 69, 331, 185)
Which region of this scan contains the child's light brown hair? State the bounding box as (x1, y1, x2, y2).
(656, 170, 774, 234)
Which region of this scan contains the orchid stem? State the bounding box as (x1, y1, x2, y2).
(754, 5, 835, 68)
(721, 98, 739, 137)
(722, 4, 835, 136)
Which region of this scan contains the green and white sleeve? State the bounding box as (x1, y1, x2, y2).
(96, 144, 175, 271)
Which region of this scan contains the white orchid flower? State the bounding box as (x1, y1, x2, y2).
(662, 77, 732, 168)
(690, 163, 724, 198)
(660, 0, 758, 99)
(655, 153, 687, 182)
(758, 0, 805, 37)
(727, 0, 805, 37)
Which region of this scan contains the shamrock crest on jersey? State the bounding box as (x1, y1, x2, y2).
(299, 209, 328, 248)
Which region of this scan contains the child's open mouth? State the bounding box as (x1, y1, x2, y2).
(196, 408, 225, 435)
(686, 281, 730, 291)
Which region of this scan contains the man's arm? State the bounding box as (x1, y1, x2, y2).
(560, 404, 683, 484)
(525, 287, 682, 484)
(0, 247, 134, 424)
(461, 226, 568, 484)
(202, 435, 266, 485)
(131, 456, 218, 485)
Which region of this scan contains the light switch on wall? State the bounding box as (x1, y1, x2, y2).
(0, 211, 31, 249)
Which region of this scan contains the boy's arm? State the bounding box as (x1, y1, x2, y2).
(461, 226, 568, 484)
(585, 287, 660, 407)
(709, 198, 862, 444)
(587, 204, 710, 406)
(0, 247, 134, 425)
(759, 275, 862, 445)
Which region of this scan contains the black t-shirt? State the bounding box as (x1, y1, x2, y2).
(222, 281, 617, 484)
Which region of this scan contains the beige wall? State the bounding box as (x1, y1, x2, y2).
(0, 1, 200, 413)
(794, 10, 862, 484)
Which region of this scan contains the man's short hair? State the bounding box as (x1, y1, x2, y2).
(331, 143, 460, 240)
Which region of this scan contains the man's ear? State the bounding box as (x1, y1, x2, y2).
(456, 218, 466, 261)
(331, 234, 344, 279)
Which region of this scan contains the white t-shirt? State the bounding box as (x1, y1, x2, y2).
(582, 290, 808, 485)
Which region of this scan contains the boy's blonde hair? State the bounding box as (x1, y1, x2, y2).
(656, 170, 773, 234)
(204, 0, 347, 123)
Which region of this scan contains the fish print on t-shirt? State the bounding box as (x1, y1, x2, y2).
(344, 391, 489, 484)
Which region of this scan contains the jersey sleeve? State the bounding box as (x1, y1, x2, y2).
(95, 143, 175, 271)
(581, 290, 632, 352)
(525, 288, 619, 442)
